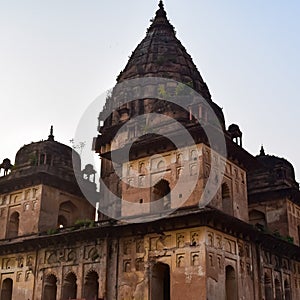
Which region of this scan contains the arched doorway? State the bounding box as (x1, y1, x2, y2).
(83, 270, 99, 300)
(57, 215, 68, 228)
(284, 279, 291, 300)
(1, 278, 13, 300)
(150, 262, 170, 300)
(275, 278, 282, 300)
(151, 179, 171, 213)
(222, 183, 233, 215)
(249, 210, 267, 229)
(264, 273, 273, 300)
(57, 201, 77, 227)
(42, 274, 57, 300)
(225, 265, 237, 300)
(61, 272, 77, 300)
(6, 212, 20, 238)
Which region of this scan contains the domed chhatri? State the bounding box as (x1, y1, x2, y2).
(8, 126, 81, 182)
(247, 147, 299, 194)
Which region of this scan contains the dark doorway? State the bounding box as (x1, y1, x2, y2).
(225, 265, 237, 300)
(6, 212, 19, 238)
(83, 271, 99, 300)
(249, 210, 267, 229)
(1, 278, 13, 300)
(264, 273, 273, 300)
(42, 274, 57, 300)
(222, 183, 233, 215)
(62, 272, 77, 300)
(151, 179, 171, 213)
(150, 262, 170, 300)
(284, 279, 291, 300)
(275, 278, 282, 300)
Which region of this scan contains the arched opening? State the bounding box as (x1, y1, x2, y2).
(275, 278, 282, 300)
(249, 210, 267, 230)
(222, 183, 233, 215)
(6, 212, 20, 238)
(225, 265, 237, 300)
(58, 201, 77, 227)
(264, 273, 273, 300)
(151, 179, 171, 213)
(57, 215, 68, 228)
(1, 278, 13, 300)
(42, 274, 57, 300)
(284, 279, 291, 300)
(62, 272, 77, 300)
(83, 270, 99, 300)
(150, 263, 170, 300)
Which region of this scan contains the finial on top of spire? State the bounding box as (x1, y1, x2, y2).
(48, 125, 54, 141)
(159, 0, 164, 9)
(259, 145, 265, 156)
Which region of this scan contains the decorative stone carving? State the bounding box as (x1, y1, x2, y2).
(123, 240, 132, 255)
(16, 271, 22, 282)
(124, 260, 131, 272)
(217, 256, 222, 269)
(47, 252, 58, 264)
(177, 234, 185, 248)
(238, 243, 244, 257)
(246, 263, 251, 275)
(191, 232, 199, 246)
(215, 235, 222, 249)
(135, 258, 144, 271)
(191, 253, 200, 266)
(67, 250, 77, 262)
(208, 253, 213, 267)
(207, 232, 214, 247)
(3, 258, 15, 269)
(240, 261, 245, 273)
(25, 270, 32, 281)
(136, 239, 144, 253)
(177, 254, 185, 267)
(88, 247, 99, 261)
(17, 256, 24, 268)
(156, 235, 170, 251)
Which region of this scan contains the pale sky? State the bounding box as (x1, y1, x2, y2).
(0, 1, 299, 180)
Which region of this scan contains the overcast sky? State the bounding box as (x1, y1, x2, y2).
(0, 0, 299, 180)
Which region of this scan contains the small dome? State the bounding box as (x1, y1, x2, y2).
(12, 137, 81, 183)
(228, 124, 242, 137)
(248, 150, 298, 192)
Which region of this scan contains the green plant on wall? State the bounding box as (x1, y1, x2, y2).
(29, 153, 38, 166)
(75, 219, 95, 228)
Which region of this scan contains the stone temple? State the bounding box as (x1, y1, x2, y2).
(0, 2, 300, 300)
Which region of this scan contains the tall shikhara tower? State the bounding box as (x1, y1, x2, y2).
(94, 1, 255, 221)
